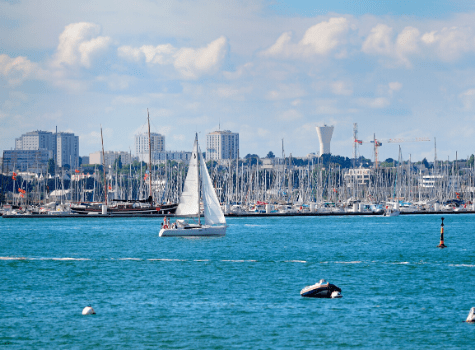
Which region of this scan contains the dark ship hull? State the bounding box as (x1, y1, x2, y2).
(71, 202, 177, 215)
(300, 280, 342, 298)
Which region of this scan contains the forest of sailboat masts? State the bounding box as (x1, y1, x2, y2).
(3, 152, 475, 208)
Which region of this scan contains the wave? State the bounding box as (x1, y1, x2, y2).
(147, 258, 186, 261)
(449, 264, 475, 267)
(285, 260, 307, 263)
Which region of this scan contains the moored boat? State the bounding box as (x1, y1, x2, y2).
(300, 279, 342, 298)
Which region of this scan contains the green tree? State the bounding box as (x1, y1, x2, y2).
(422, 157, 430, 169)
(266, 151, 275, 158)
(245, 154, 260, 165)
(468, 154, 475, 167)
(114, 155, 123, 170)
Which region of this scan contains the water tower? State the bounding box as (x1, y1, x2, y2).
(315, 125, 334, 156)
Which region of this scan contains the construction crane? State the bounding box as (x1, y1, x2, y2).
(355, 134, 430, 168)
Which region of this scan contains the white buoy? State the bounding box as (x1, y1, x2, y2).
(101, 204, 107, 215)
(466, 307, 475, 322)
(82, 306, 96, 315)
(331, 291, 342, 298)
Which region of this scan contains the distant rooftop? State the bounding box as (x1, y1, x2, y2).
(208, 130, 236, 135)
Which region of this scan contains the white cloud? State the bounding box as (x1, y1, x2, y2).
(52, 22, 111, 68)
(118, 44, 176, 64)
(174, 36, 227, 79)
(0, 54, 39, 85)
(299, 17, 349, 55)
(362, 24, 422, 67)
(395, 26, 420, 66)
(362, 24, 393, 56)
(262, 17, 349, 59)
(118, 36, 227, 79)
(264, 31, 293, 57)
(421, 26, 475, 61)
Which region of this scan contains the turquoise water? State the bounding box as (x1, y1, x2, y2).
(1, 215, 474, 349)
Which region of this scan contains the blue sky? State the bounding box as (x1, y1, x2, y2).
(2, 0, 475, 162)
(272, 0, 475, 17)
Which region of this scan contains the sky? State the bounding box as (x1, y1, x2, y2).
(2, 0, 475, 163)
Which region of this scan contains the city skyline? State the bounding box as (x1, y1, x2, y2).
(2, 1, 475, 162)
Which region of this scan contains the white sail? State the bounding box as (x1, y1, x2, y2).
(175, 136, 200, 216)
(199, 148, 226, 225)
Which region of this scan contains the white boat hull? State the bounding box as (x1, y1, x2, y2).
(159, 225, 226, 237)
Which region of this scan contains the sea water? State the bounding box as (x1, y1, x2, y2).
(1, 214, 474, 349)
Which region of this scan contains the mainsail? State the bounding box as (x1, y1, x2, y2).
(199, 148, 226, 225)
(175, 135, 200, 216)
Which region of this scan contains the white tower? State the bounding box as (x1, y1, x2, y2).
(315, 125, 334, 156)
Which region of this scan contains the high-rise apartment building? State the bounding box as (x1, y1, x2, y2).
(56, 132, 79, 168)
(15, 130, 56, 152)
(135, 132, 165, 163)
(206, 130, 239, 161)
(13, 129, 79, 169)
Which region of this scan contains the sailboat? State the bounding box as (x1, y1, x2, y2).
(159, 134, 226, 237)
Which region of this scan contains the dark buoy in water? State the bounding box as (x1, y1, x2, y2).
(437, 217, 447, 248)
(82, 306, 96, 315)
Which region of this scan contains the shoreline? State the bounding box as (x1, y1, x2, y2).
(1, 210, 473, 218)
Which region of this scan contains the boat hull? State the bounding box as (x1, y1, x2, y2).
(300, 284, 342, 298)
(159, 225, 226, 237)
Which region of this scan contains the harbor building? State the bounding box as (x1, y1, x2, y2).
(206, 130, 239, 161)
(153, 151, 192, 164)
(89, 151, 133, 167)
(344, 168, 374, 188)
(316, 125, 334, 156)
(2, 149, 53, 173)
(135, 132, 165, 163)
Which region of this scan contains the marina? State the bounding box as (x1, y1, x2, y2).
(3, 1, 475, 348)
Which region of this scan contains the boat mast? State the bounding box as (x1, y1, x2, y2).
(147, 109, 153, 202)
(196, 133, 201, 225)
(101, 125, 107, 206)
